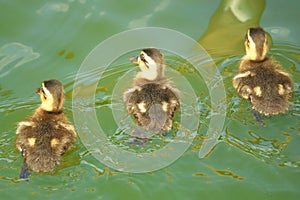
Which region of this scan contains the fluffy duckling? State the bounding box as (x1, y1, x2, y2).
(16, 79, 76, 179)
(233, 27, 293, 119)
(123, 48, 180, 136)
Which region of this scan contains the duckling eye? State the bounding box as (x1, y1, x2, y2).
(41, 88, 47, 100)
(140, 54, 147, 63)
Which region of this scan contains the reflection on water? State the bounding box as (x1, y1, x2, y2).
(214, 169, 245, 180)
(192, 163, 245, 181)
(0, 43, 40, 77)
(36, 2, 69, 15)
(199, 0, 265, 57)
(224, 129, 289, 161)
(127, 0, 171, 28)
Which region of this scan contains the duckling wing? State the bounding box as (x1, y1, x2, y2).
(56, 122, 77, 154)
(124, 83, 180, 131)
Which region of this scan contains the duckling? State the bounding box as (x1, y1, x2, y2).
(16, 79, 76, 179)
(123, 48, 180, 137)
(233, 27, 293, 120)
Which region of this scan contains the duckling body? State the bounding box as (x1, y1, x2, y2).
(123, 48, 180, 133)
(16, 79, 76, 177)
(233, 27, 293, 116)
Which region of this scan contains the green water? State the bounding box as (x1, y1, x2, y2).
(0, 0, 299, 199)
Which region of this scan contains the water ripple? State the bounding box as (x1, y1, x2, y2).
(0, 43, 40, 77)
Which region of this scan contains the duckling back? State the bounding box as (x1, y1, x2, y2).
(16, 109, 76, 173)
(233, 58, 293, 116)
(124, 82, 180, 132)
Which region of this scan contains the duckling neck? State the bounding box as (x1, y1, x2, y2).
(133, 76, 168, 87)
(136, 70, 165, 81)
(244, 55, 267, 63)
(35, 107, 63, 116)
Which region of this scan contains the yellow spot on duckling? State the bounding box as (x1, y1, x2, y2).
(51, 138, 59, 147)
(233, 71, 252, 80)
(278, 84, 285, 95)
(28, 137, 36, 146)
(137, 102, 147, 113)
(253, 86, 262, 97)
(276, 69, 290, 77)
(18, 121, 34, 127)
(233, 71, 256, 89)
(240, 86, 252, 99)
(58, 122, 77, 136)
(162, 101, 168, 112)
(170, 99, 178, 106)
(16, 121, 34, 135)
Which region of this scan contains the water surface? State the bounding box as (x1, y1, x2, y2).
(0, 0, 299, 199)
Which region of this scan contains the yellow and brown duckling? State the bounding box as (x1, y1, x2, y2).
(16, 79, 76, 179)
(233, 27, 293, 122)
(123, 48, 180, 137)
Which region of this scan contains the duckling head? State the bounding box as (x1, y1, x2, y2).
(36, 79, 64, 112)
(130, 48, 165, 81)
(244, 27, 269, 61)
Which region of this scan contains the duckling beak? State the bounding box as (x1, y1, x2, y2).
(129, 56, 139, 64)
(36, 87, 42, 94)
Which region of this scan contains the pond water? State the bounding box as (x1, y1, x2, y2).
(0, 0, 299, 199)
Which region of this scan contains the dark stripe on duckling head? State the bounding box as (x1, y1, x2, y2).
(140, 53, 148, 64)
(43, 79, 64, 112)
(142, 48, 164, 65)
(248, 27, 267, 59)
(141, 48, 165, 80)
